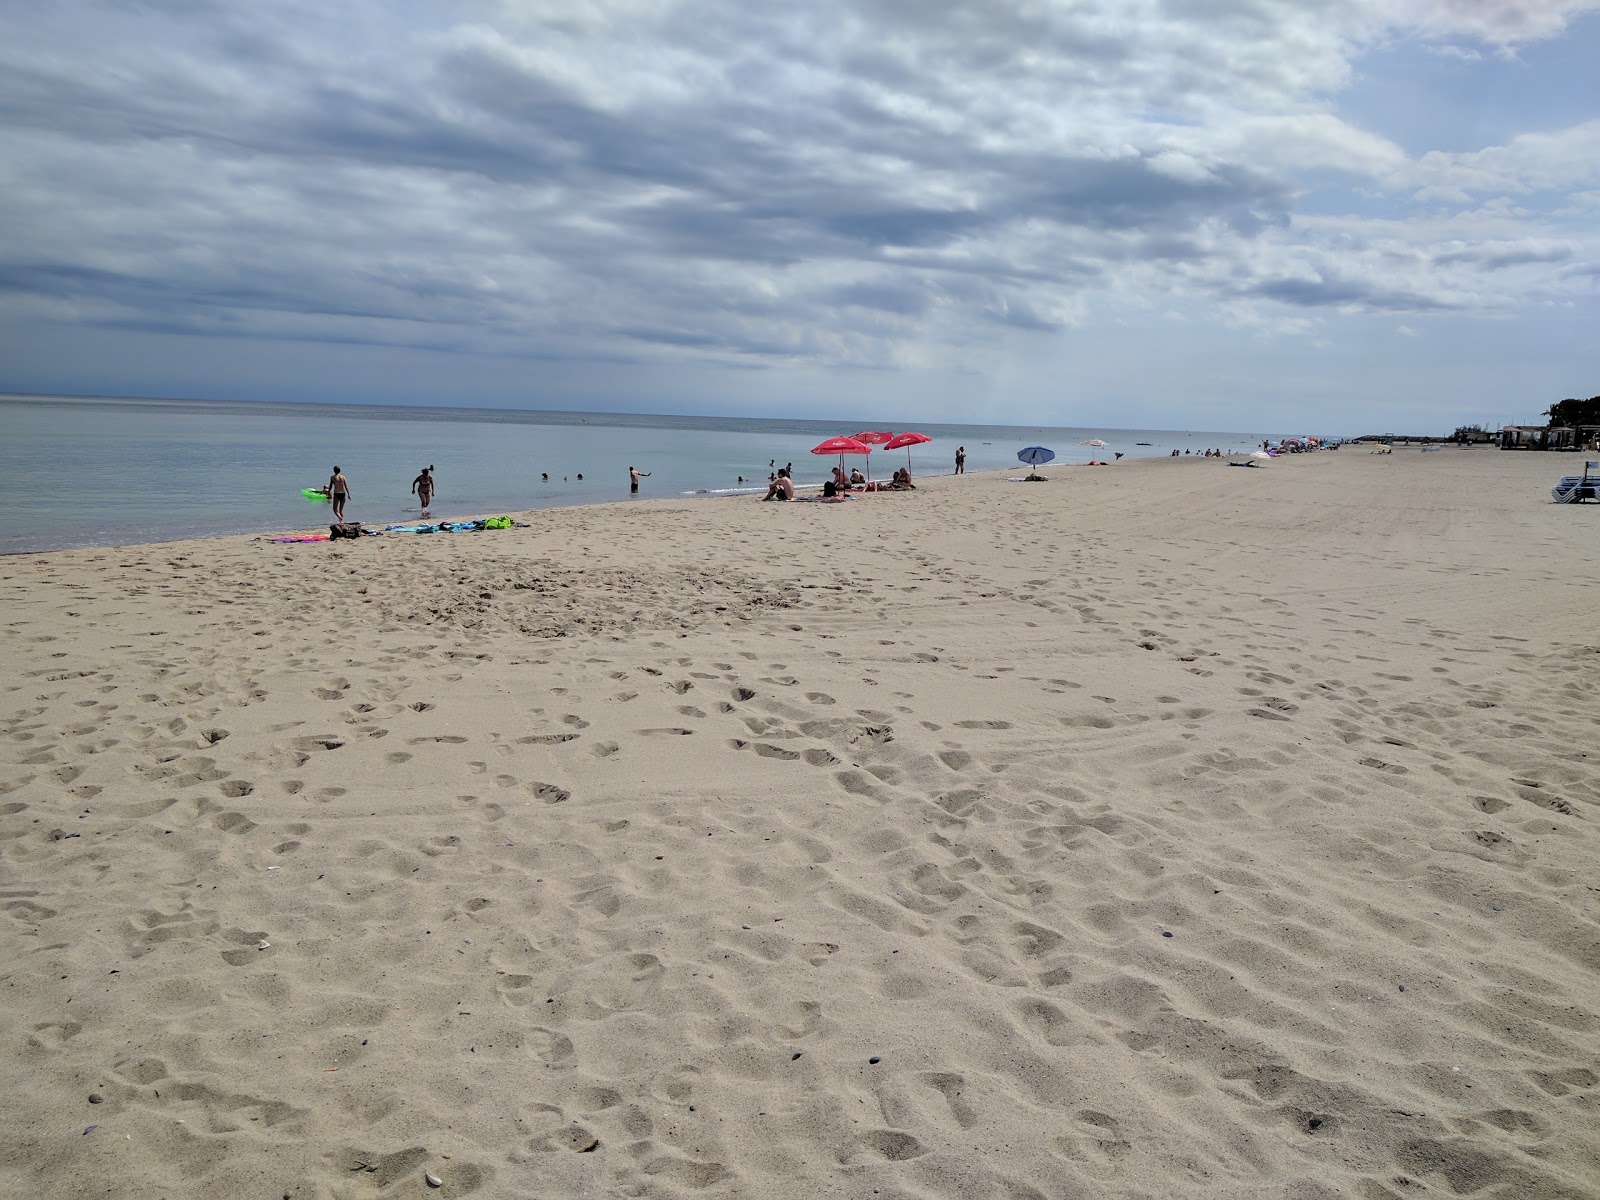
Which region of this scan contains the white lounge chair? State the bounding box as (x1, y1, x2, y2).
(1552, 461, 1599, 503)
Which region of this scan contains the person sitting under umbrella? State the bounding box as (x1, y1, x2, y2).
(849, 467, 867, 487)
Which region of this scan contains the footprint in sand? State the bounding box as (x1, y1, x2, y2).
(212, 811, 257, 835)
(285, 735, 346, 752)
(858, 1130, 927, 1161)
(730, 739, 800, 761)
(1359, 757, 1409, 775)
(921, 1072, 977, 1129)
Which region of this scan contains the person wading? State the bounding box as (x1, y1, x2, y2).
(327, 466, 352, 522)
(411, 465, 435, 513)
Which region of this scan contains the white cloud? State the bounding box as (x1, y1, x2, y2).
(1397, 0, 1600, 44)
(1411, 119, 1600, 197)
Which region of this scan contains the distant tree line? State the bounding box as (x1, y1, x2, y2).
(1544, 395, 1600, 428)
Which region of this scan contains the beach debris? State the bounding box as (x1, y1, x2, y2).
(83, 1125, 97, 1136)
(88, 1094, 103, 1104)
(425, 1170, 444, 1188)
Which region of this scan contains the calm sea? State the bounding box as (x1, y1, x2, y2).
(0, 394, 1279, 554)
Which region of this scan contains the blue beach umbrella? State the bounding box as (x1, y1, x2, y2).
(1017, 445, 1055, 480)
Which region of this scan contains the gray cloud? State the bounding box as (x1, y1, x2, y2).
(0, 0, 1594, 422)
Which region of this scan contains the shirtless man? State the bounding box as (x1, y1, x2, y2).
(629, 466, 651, 494)
(763, 469, 795, 501)
(411, 465, 435, 512)
(327, 466, 351, 521)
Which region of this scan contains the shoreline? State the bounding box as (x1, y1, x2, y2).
(0, 390, 1293, 556)
(3, 453, 1317, 557)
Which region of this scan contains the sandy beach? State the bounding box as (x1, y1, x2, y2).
(2, 448, 1597, 1199)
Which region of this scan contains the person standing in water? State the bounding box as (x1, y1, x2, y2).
(629, 465, 651, 493)
(955, 446, 966, 474)
(327, 465, 352, 522)
(411, 465, 435, 513)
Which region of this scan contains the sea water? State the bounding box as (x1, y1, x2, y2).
(0, 394, 1277, 554)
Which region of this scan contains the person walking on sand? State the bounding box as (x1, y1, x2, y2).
(955, 446, 966, 474)
(327, 465, 351, 522)
(411, 465, 435, 513)
(629, 465, 651, 494)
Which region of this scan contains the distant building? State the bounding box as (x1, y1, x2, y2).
(1500, 425, 1600, 450)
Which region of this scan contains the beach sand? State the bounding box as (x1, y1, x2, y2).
(2, 448, 1597, 1199)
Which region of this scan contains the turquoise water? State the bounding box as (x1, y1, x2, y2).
(0, 394, 1277, 553)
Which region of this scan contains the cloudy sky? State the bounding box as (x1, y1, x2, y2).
(1, 1, 1596, 431)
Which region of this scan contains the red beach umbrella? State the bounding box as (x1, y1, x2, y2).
(850, 432, 894, 480)
(811, 436, 873, 482)
(883, 430, 931, 470)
